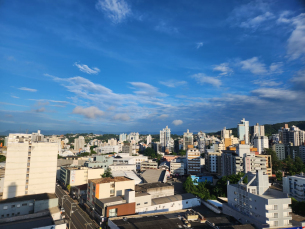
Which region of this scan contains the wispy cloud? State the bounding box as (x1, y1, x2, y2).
(155, 21, 178, 34)
(252, 79, 282, 87)
(159, 80, 187, 88)
(191, 73, 221, 87)
(0, 102, 28, 107)
(196, 42, 203, 49)
(11, 95, 19, 99)
(252, 88, 298, 100)
(73, 106, 104, 119)
(18, 87, 37, 92)
(172, 120, 183, 126)
(129, 82, 167, 97)
(95, 0, 131, 23)
(239, 57, 267, 75)
(74, 62, 100, 74)
(213, 63, 233, 76)
(269, 62, 283, 74)
(33, 107, 46, 113)
(240, 12, 275, 29)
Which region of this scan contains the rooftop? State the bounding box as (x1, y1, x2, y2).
(89, 176, 132, 184)
(135, 182, 172, 192)
(0, 193, 57, 204)
(98, 196, 124, 204)
(0, 216, 56, 229)
(151, 193, 196, 205)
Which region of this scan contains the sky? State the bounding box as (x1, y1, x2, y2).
(0, 0, 305, 134)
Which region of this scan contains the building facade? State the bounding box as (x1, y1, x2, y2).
(186, 148, 201, 174)
(183, 129, 193, 150)
(238, 118, 249, 145)
(283, 173, 305, 201)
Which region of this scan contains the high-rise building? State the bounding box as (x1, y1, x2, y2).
(186, 148, 201, 174)
(272, 143, 285, 160)
(253, 123, 265, 137)
(3, 131, 58, 199)
(197, 131, 206, 154)
(279, 125, 305, 147)
(283, 173, 305, 201)
(253, 136, 269, 154)
(127, 132, 140, 143)
(206, 152, 222, 175)
(147, 135, 152, 145)
(183, 129, 193, 150)
(160, 126, 171, 152)
(237, 118, 249, 144)
(119, 133, 127, 142)
(74, 136, 85, 151)
(221, 127, 232, 139)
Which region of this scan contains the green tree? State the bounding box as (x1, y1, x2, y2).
(183, 176, 193, 193)
(102, 168, 112, 178)
(67, 184, 71, 192)
(0, 155, 6, 162)
(178, 150, 186, 156)
(276, 171, 283, 181)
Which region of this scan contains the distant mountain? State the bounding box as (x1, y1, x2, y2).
(207, 121, 305, 137)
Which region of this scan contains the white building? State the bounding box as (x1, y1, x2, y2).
(119, 133, 127, 142)
(253, 123, 265, 137)
(109, 164, 136, 171)
(113, 156, 148, 170)
(127, 132, 139, 143)
(170, 162, 184, 176)
(197, 131, 206, 154)
(3, 131, 58, 199)
(253, 136, 269, 154)
(74, 136, 85, 151)
(160, 126, 171, 152)
(283, 173, 305, 201)
(108, 138, 118, 146)
(183, 129, 193, 150)
(97, 145, 120, 154)
(224, 170, 292, 229)
(146, 135, 152, 145)
(238, 118, 249, 144)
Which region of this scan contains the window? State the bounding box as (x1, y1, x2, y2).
(137, 203, 140, 206)
(109, 208, 117, 217)
(1, 215, 3, 218)
(6, 214, 9, 217)
(144, 202, 148, 204)
(11, 205, 15, 208)
(186, 201, 188, 204)
(12, 213, 14, 216)
(29, 203, 33, 206)
(22, 203, 27, 206)
(3, 206, 7, 210)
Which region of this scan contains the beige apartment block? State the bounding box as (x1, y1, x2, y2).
(3, 134, 58, 199)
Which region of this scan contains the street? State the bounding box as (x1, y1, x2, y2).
(55, 185, 98, 229)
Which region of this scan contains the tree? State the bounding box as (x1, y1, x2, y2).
(276, 171, 283, 181)
(102, 168, 112, 178)
(178, 150, 186, 156)
(67, 184, 71, 193)
(0, 155, 6, 162)
(183, 176, 193, 193)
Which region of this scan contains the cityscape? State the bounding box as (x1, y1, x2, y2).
(1, 0, 305, 229)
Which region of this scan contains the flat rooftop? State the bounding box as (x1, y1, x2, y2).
(98, 196, 124, 204)
(151, 193, 196, 205)
(89, 176, 132, 184)
(135, 182, 172, 192)
(0, 193, 57, 204)
(111, 214, 184, 229)
(0, 216, 55, 229)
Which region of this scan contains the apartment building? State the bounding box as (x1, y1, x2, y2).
(244, 154, 269, 176)
(119, 133, 127, 142)
(283, 173, 305, 201)
(140, 160, 158, 170)
(224, 170, 292, 229)
(60, 166, 104, 187)
(300, 145, 305, 163)
(183, 129, 193, 150)
(113, 155, 148, 170)
(160, 126, 172, 153)
(238, 118, 249, 145)
(87, 177, 135, 206)
(3, 131, 58, 199)
(186, 148, 201, 174)
(84, 155, 114, 169)
(147, 135, 152, 145)
(221, 150, 243, 176)
(170, 161, 184, 175)
(109, 164, 136, 171)
(74, 136, 85, 151)
(206, 152, 222, 175)
(253, 136, 269, 154)
(197, 131, 206, 154)
(256, 155, 272, 177)
(272, 143, 285, 160)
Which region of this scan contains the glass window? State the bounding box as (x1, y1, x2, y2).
(109, 208, 117, 217)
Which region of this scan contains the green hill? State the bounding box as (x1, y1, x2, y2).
(208, 121, 305, 137)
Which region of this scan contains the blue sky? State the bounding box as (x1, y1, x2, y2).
(1, 0, 305, 133)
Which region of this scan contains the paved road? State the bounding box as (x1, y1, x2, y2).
(56, 186, 97, 229)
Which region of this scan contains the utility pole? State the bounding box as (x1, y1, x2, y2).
(61, 195, 68, 207)
(69, 203, 77, 229)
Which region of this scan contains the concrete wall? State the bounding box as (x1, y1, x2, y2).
(0, 199, 34, 218)
(135, 194, 151, 208)
(136, 197, 200, 214)
(146, 186, 174, 199)
(98, 180, 135, 199)
(34, 198, 58, 213)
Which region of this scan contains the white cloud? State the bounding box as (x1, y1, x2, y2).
(73, 106, 104, 119)
(196, 42, 203, 49)
(18, 87, 37, 92)
(269, 62, 283, 74)
(107, 106, 116, 111)
(252, 88, 298, 100)
(252, 79, 282, 87)
(33, 107, 45, 113)
(113, 113, 130, 121)
(155, 21, 178, 34)
(129, 82, 167, 97)
(158, 114, 169, 120)
(286, 13, 305, 60)
(172, 120, 183, 126)
(240, 12, 275, 29)
(191, 73, 221, 87)
(95, 0, 131, 23)
(11, 96, 19, 99)
(159, 80, 187, 88)
(277, 11, 292, 24)
(74, 62, 100, 74)
(0, 102, 28, 107)
(239, 57, 267, 75)
(213, 63, 233, 76)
